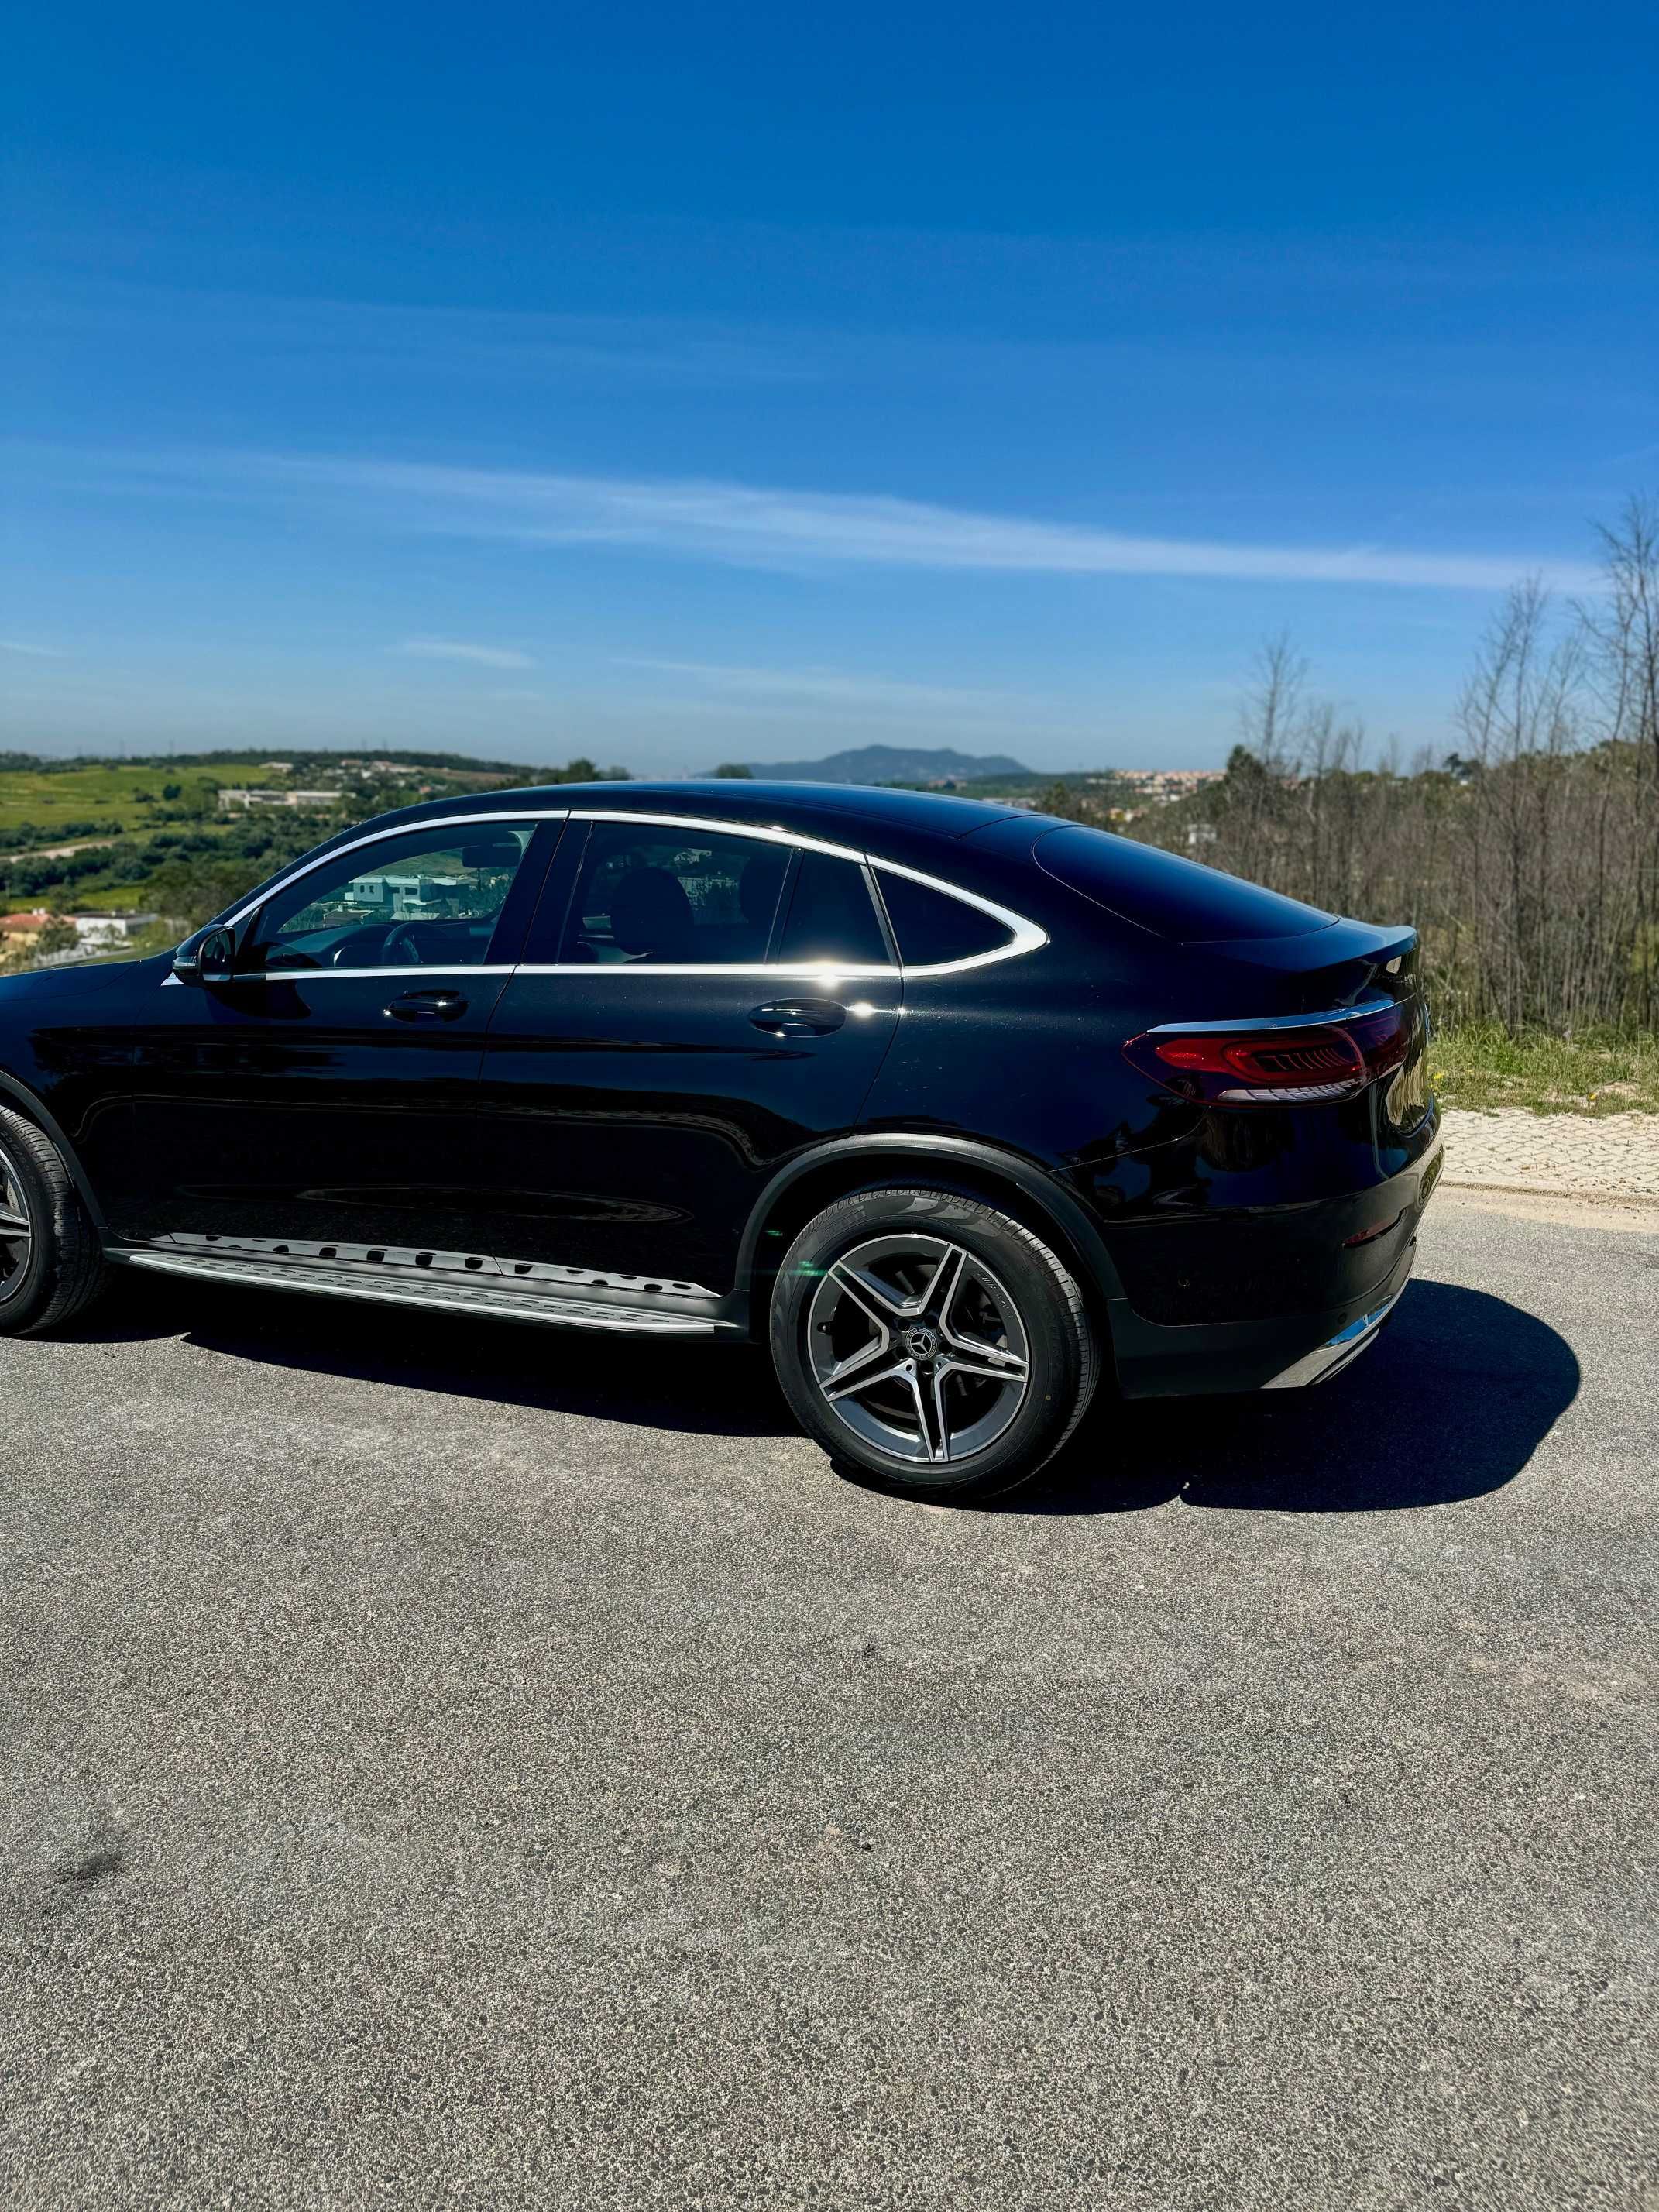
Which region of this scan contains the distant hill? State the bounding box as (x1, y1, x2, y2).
(735, 744, 1034, 785)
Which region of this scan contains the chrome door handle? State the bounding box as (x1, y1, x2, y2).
(386, 990, 469, 1022)
(749, 998, 846, 1038)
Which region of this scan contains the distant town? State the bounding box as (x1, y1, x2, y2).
(921, 767, 1222, 814)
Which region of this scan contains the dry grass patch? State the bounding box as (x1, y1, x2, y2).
(1433, 1022, 1659, 1115)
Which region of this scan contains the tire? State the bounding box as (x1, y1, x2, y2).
(0, 1106, 110, 1336)
(769, 1186, 1098, 1503)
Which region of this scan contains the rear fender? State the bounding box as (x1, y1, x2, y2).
(734, 1132, 1128, 1311)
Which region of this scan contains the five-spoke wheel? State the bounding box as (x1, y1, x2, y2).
(806, 1234, 1031, 1465)
(771, 1186, 1099, 1503)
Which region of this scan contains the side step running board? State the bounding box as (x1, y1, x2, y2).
(112, 1247, 726, 1334)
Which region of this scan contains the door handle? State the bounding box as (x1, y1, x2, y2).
(749, 998, 847, 1038)
(386, 990, 469, 1022)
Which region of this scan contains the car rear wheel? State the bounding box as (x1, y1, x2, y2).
(769, 1187, 1098, 1503)
(0, 1107, 109, 1337)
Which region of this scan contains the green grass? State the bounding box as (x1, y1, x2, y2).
(1433, 1022, 1659, 1116)
(0, 756, 534, 850)
(61, 879, 163, 912)
(0, 764, 225, 840)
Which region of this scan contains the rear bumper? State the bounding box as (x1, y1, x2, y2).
(1108, 1229, 1417, 1396)
(1103, 1135, 1440, 1397)
(1260, 1279, 1408, 1389)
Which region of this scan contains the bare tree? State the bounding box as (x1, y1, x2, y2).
(1579, 495, 1659, 779)
(1128, 534, 1659, 1034)
(1577, 497, 1659, 1026)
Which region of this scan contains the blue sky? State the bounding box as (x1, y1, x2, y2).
(3, 0, 1655, 771)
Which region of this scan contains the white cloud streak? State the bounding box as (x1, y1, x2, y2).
(616, 656, 1025, 714)
(265, 454, 1605, 592)
(0, 639, 68, 658)
(82, 446, 1605, 594)
(396, 637, 536, 668)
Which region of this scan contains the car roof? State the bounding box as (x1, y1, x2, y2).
(390, 779, 1030, 844)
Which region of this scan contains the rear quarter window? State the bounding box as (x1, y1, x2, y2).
(875, 870, 1015, 967)
(1032, 825, 1335, 943)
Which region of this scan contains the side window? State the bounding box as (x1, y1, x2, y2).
(775, 851, 891, 967)
(249, 823, 535, 971)
(559, 823, 790, 965)
(876, 869, 1015, 968)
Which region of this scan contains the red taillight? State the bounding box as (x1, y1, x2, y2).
(1125, 1004, 1411, 1110)
(1345, 1004, 1412, 1080)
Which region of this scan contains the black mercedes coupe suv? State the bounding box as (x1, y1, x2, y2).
(0, 781, 1439, 1501)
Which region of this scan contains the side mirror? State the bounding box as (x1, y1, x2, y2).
(173, 926, 238, 985)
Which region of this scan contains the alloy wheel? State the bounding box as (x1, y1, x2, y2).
(805, 1233, 1031, 1465)
(0, 1142, 34, 1305)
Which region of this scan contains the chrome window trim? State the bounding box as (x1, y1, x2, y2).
(177, 803, 1048, 986)
(866, 855, 1048, 974)
(204, 963, 519, 984)
(208, 960, 895, 985)
(560, 809, 1049, 979)
(172, 809, 567, 984)
(1145, 998, 1395, 1036)
(512, 962, 899, 981)
(568, 808, 865, 864)
(217, 809, 571, 933)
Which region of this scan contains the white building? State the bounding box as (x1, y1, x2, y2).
(70, 912, 161, 943)
(218, 788, 345, 812)
(340, 873, 465, 921)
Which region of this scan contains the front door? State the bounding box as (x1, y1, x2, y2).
(105, 817, 558, 1252)
(471, 816, 902, 1290)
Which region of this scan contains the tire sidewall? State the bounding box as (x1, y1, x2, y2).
(769, 1187, 1087, 1501)
(0, 1128, 51, 1324)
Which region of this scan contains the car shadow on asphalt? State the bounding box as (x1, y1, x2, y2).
(1022, 1277, 1580, 1516)
(74, 1272, 800, 1440)
(67, 1273, 1577, 1514)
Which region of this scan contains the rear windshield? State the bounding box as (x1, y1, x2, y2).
(1033, 825, 1335, 943)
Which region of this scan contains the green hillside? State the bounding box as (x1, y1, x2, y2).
(0, 749, 623, 941)
(0, 762, 222, 842)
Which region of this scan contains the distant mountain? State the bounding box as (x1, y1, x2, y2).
(735, 744, 1034, 785)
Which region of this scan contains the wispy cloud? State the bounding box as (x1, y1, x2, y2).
(0, 639, 67, 658)
(66, 445, 1604, 593)
(256, 453, 1606, 593)
(396, 637, 536, 669)
(617, 657, 1025, 715)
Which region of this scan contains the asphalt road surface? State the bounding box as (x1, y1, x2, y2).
(2, 1190, 1654, 2210)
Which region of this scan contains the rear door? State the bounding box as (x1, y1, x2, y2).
(105, 816, 561, 1250)
(470, 814, 902, 1290)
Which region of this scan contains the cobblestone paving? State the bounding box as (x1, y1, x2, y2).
(1444, 1106, 1659, 1199)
